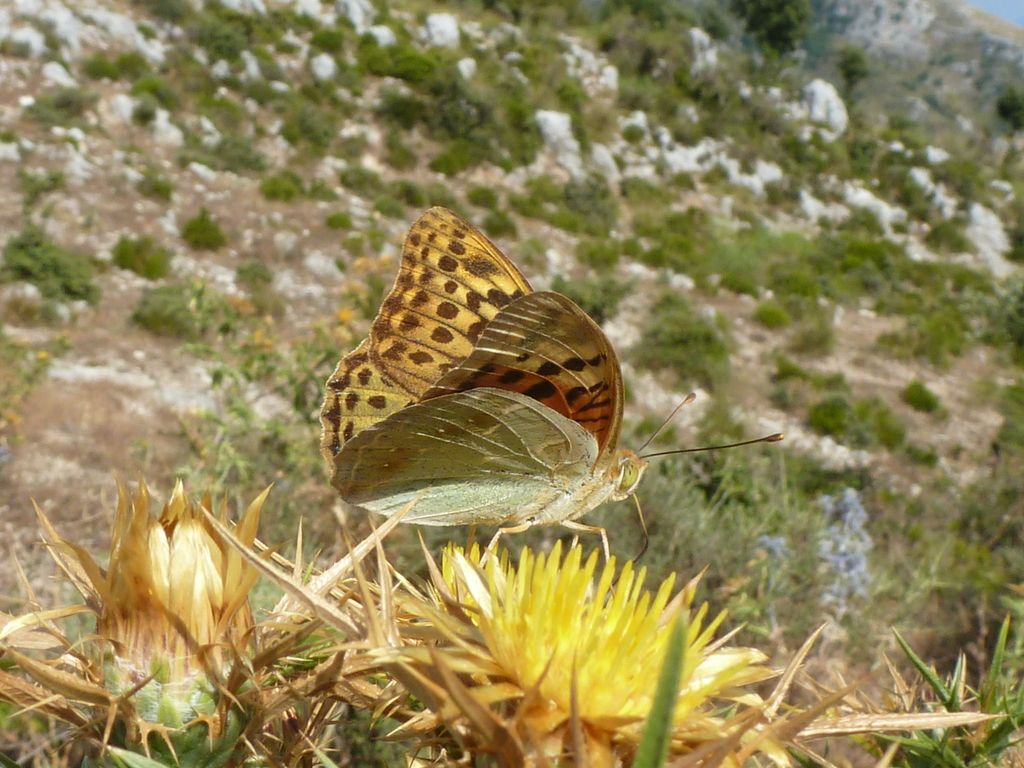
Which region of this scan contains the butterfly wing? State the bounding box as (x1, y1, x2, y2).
(424, 291, 624, 459)
(332, 388, 600, 525)
(320, 207, 533, 462)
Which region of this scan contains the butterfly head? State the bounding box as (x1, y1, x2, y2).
(610, 450, 648, 501)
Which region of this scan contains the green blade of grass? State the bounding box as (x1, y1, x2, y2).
(633, 615, 688, 768)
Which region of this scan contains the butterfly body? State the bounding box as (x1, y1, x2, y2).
(321, 207, 643, 530)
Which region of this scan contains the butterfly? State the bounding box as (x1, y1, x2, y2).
(319, 206, 648, 544)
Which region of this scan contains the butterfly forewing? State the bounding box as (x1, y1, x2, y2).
(320, 207, 533, 463)
(333, 388, 600, 525)
(424, 292, 624, 458)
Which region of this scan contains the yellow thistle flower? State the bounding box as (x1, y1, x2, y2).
(393, 542, 789, 766)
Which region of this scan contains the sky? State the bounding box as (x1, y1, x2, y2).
(968, 0, 1024, 26)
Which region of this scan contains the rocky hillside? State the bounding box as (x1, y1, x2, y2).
(812, 0, 1024, 134)
(0, 0, 1023, 654)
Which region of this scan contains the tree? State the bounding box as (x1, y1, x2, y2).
(996, 86, 1024, 132)
(837, 45, 869, 94)
(732, 0, 811, 57)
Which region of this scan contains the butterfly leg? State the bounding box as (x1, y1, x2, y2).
(562, 521, 610, 561)
(486, 521, 534, 557)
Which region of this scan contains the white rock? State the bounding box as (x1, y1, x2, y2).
(0, 282, 42, 307)
(336, 0, 376, 34)
(241, 50, 262, 80)
(211, 59, 231, 79)
(273, 230, 300, 256)
(590, 143, 619, 186)
(924, 145, 950, 164)
(991, 179, 1015, 201)
(799, 190, 849, 223)
(908, 167, 957, 219)
(366, 24, 396, 47)
(966, 202, 1011, 278)
(38, 5, 80, 54)
(293, 0, 326, 18)
(561, 35, 618, 97)
(803, 78, 848, 137)
(41, 61, 75, 87)
(218, 0, 267, 13)
(17, 95, 35, 109)
(423, 13, 460, 48)
(152, 110, 184, 147)
(535, 110, 584, 178)
(103, 93, 135, 125)
(688, 27, 717, 74)
(81, 9, 165, 64)
(310, 52, 337, 81)
(9, 27, 46, 57)
(188, 162, 217, 182)
(0, 142, 19, 162)
(619, 110, 649, 137)
(841, 181, 906, 233)
(199, 116, 221, 148)
(270, 81, 289, 93)
(457, 56, 476, 79)
(303, 250, 341, 277)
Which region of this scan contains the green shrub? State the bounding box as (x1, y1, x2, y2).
(18, 169, 64, 208)
(634, 293, 731, 391)
(311, 27, 346, 53)
(429, 139, 487, 176)
(181, 208, 227, 250)
(132, 284, 203, 339)
(82, 54, 120, 80)
(383, 130, 417, 170)
(808, 393, 904, 448)
(191, 15, 247, 61)
(376, 89, 424, 130)
(357, 38, 439, 84)
(389, 180, 428, 208)
(373, 195, 406, 219)
(137, 168, 173, 201)
(236, 261, 283, 318)
(576, 238, 619, 270)
(112, 235, 172, 279)
(753, 299, 791, 328)
(807, 394, 851, 439)
(552, 274, 628, 324)
(131, 75, 177, 108)
(788, 311, 834, 355)
(901, 380, 940, 413)
(481, 210, 517, 238)
(467, 185, 499, 209)
(339, 165, 383, 195)
(925, 219, 972, 253)
(325, 211, 353, 230)
(281, 103, 334, 152)
(260, 171, 305, 201)
(1, 226, 98, 303)
(26, 88, 95, 126)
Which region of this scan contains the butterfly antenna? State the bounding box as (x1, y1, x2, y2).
(630, 493, 649, 562)
(640, 432, 784, 460)
(635, 392, 698, 454)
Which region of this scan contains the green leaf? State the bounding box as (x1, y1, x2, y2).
(893, 629, 952, 707)
(633, 615, 688, 768)
(107, 747, 172, 768)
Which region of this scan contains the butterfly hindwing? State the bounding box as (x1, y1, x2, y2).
(424, 292, 624, 459)
(320, 207, 533, 463)
(332, 388, 600, 525)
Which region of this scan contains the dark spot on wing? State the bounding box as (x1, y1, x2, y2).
(439, 254, 458, 271)
(368, 395, 387, 409)
(524, 380, 558, 400)
(437, 302, 459, 320)
(536, 361, 560, 376)
(431, 327, 454, 343)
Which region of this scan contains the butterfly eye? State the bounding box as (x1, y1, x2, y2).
(616, 458, 645, 495)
